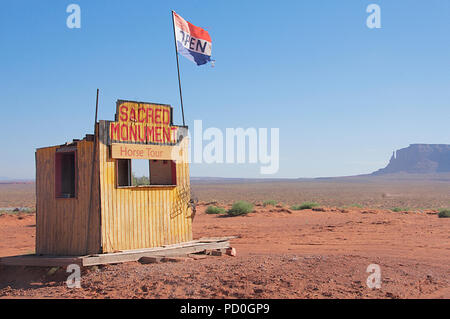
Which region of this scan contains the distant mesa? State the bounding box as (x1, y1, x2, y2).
(0, 177, 34, 184)
(373, 144, 450, 175)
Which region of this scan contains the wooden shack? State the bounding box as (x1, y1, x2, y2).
(35, 100, 192, 256)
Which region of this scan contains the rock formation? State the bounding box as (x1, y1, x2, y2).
(373, 144, 450, 175)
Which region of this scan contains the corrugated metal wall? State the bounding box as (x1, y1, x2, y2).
(35, 140, 101, 255)
(98, 121, 192, 253)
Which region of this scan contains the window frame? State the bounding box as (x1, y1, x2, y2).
(115, 158, 177, 189)
(55, 150, 78, 199)
(116, 158, 132, 187)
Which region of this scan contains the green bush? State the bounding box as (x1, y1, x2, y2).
(438, 209, 450, 218)
(132, 174, 150, 186)
(263, 200, 278, 207)
(227, 201, 254, 216)
(205, 206, 227, 215)
(391, 207, 409, 212)
(290, 202, 320, 210)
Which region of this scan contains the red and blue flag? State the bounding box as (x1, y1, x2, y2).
(172, 11, 212, 66)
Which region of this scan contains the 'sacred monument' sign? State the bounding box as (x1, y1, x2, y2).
(109, 100, 180, 145)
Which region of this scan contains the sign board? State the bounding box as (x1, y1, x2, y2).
(110, 143, 184, 161)
(108, 100, 184, 145)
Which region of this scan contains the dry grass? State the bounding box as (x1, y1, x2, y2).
(192, 174, 450, 210)
(1, 174, 449, 212)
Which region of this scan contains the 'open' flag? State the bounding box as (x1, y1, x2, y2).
(173, 11, 212, 66)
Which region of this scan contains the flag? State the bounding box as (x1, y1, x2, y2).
(172, 11, 212, 66)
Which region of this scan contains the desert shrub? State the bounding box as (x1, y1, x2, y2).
(438, 209, 450, 218)
(290, 202, 320, 210)
(205, 206, 226, 215)
(0, 208, 34, 215)
(227, 201, 254, 216)
(391, 207, 409, 212)
(263, 200, 278, 207)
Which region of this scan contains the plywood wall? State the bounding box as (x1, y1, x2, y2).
(98, 121, 192, 253)
(35, 139, 101, 255)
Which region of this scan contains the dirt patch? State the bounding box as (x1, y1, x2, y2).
(1, 254, 448, 299)
(0, 213, 35, 258)
(0, 204, 448, 298)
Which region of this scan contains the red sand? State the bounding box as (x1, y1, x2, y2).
(0, 205, 449, 298)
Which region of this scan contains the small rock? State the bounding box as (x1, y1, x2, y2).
(139, 256, 163, 264)
(385, 292, 396, 298)
(162, 256, 189, 263)
(46, 267, 59, 276)
(206, 249, 222, 256)
(188, 254, 207, 260)
(226, 247, 237, 257)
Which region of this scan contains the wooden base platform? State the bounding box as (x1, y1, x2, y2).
(0, 237, 235, 267)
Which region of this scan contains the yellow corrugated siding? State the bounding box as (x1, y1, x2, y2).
(98, 121, 192, 253)
(35, 140, 101, 255)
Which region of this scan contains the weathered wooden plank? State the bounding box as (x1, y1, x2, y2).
(0, 255, 82, 267)
(36, 138, 101, 256)
(1, 239, 230, 267)
(197, 236, 238, 243)
(89, 240, 229, 258)
(161, 240, 200, 248)
(81, 241, 230, 266)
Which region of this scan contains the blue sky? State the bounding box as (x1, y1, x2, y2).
(0, 0, 449, 179)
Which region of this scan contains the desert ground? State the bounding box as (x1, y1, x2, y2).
(0, 177, 449, 299)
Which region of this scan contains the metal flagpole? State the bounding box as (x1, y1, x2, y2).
(85, 88, 99, 254)
(171, 10, 186, 126)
